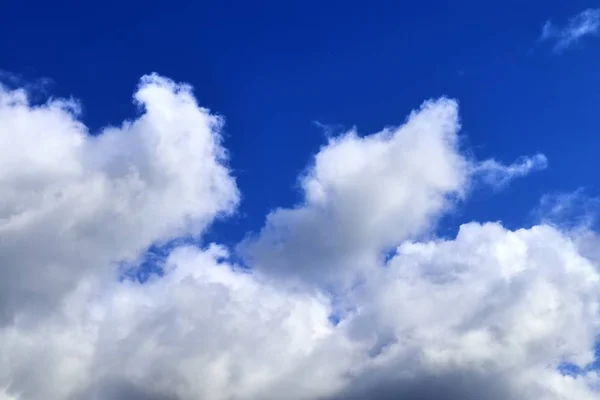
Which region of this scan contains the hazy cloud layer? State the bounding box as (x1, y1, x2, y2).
(1, 75, 598, 400)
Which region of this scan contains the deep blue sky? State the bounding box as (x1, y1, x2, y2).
(2, 0, 600, 245)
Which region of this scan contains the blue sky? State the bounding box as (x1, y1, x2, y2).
(3, 0, 600, 246)
(2, 2, 600, 399)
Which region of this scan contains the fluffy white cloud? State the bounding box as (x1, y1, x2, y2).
(1, 75, 599, 400)
(0, 74, 238, 324)
(242, 99, 545, 290)
(541, 8, 600, 52)
(334, 222, 600, 399)
(1, 244, 359, 400)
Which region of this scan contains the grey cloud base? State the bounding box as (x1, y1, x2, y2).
(0, 75, 598, 400)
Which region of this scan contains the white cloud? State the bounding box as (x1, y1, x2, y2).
(0, 74, 238, 324)
(334, 222, 600, 399)
(534, 189, 599, 229)
(1, 75, 599, 400)
(1, 244, 358, 400)
(541, 8, 600, 52)
(473, 153, 548, 189)
(241, 99, 467, 289)
(242, 99, 546, 290)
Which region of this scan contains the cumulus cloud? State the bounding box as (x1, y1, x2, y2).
(1, 74, 599, 400)
(0, 74, 238, 324)
(2, 244, 357, 400)
(541, 8, 600, 52)
(334, 222, 600, 399)
(242, 99, 545, 290)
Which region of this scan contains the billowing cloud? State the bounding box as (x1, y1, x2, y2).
(0, 74, 238, 324)
(241, 99, 468, 289)
(541, 8, 600, 52)
(242, 99, 545, 290)
(333, 222, 600, 399)
(1, 74, 599, 400)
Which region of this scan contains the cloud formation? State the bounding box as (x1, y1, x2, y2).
(0, 74, 238, 324)
(541, 8, 600, 52)
(242, 100, 546, 290)
(1, 74, 599, 400)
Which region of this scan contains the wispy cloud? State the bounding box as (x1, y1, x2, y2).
(541, 8, 600, 52)
(473, 153, 548, 190)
